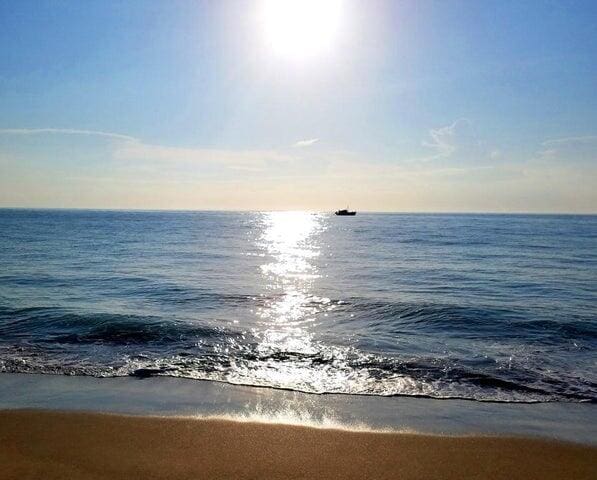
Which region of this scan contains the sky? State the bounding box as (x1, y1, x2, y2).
(0, 0, 596, 212)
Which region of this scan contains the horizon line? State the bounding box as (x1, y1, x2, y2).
(0, 206, 595, 216)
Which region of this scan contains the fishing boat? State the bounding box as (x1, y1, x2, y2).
(335, 207, 356, 216)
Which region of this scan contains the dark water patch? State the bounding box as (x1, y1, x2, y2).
(335, 298, 596, 342)
(0, 306, 236, 346)
(130, 367, 174, 378)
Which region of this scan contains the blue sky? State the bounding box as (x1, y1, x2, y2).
(1, 0, 596, 211)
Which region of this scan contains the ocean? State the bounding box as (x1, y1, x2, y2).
(0, 209, 595, 403)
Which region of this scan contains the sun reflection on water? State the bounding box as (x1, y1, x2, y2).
(256, 212, 325, 356)
(226, 211, 366, 394)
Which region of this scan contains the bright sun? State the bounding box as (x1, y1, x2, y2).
(261, 0, 343, 60)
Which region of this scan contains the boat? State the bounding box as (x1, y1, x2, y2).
(335, 208, 356, 216)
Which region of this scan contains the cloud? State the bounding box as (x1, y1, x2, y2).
(420, 119, 470, 161)
(113, 141, 295, 172)
(0, 128, 138, 143)
(2, 132, 595, 212)
(537, 134, 597, 162)
(537, 148, 557, 159)
(292, 138, 319, 148)
(542, 135, 597, 147)
(0, 127, 296, 172)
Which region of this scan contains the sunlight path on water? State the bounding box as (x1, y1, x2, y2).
(249, 212, 330, 387)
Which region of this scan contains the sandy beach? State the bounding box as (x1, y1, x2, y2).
(1, 409, 595, 480)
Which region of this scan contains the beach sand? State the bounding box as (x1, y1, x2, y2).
(0, 410, 595, 480)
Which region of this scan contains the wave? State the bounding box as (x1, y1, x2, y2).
(2, 351, 594, 403)
(2, 298, 595, 346)
(0, 306, 236, 345)
(0, 298, 595, 403)
(336, 299, 597, 340)
(1, 340, 594, 403)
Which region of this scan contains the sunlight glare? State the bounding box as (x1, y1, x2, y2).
(261, 0, 343, 60)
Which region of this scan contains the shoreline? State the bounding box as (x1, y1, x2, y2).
(1, 409, 595, 480)
(1, 372, 596, 444)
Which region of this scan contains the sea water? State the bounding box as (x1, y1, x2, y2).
(0, 210, 595, 402)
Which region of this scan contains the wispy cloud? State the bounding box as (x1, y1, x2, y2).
(542, 135, 597, 147)
(292, 138, 319, 148)
(537, 148, 557, 159)
(420, 119, 470, 161)
(538, 134, 597, 160)
(113, 142, 294, 171)
(0, 127, 296, 172)
(0, 128, 138, 142)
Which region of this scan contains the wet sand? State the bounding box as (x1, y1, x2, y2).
(1, 410, 595, 480)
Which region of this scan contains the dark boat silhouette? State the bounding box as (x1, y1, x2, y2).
(335, 208, 356, 216)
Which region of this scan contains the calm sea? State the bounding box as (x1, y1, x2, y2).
(0, 209, 595, 402)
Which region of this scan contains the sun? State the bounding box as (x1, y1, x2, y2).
(260, 0, 343, 60)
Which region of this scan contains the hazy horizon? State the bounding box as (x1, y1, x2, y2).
(1, 1, 596, 213)
(1, 206, 595, 215)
